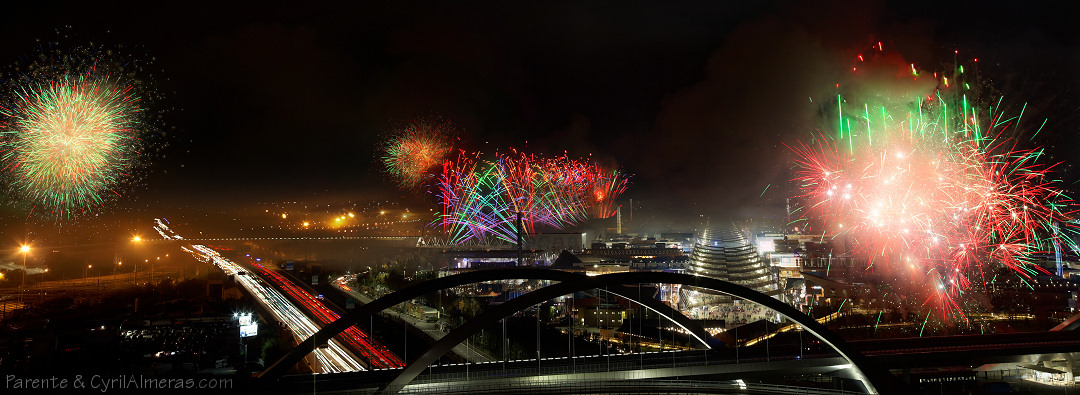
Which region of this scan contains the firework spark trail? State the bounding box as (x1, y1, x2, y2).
(499, 152, 541, 233)
(430, 149, 629, 244)
(791, 45, 1077, 321)
(0, 70, 143, 219)
(380, 116, 630, 245)
(536, 155, 591, 225)
(588, 167, 630, 219)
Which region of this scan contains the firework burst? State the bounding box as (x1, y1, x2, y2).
(0, 41, 161, 221)
(791, 45, 1077, 321)
(1, 71, 140, 216)
(379, 117, 456, 190)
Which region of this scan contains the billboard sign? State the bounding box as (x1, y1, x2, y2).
(240, 323, 258, 337)
(238, 313, 257, 337)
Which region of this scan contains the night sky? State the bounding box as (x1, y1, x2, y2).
(1, 1, 1079, 225)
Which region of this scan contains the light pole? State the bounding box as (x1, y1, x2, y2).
(302, 221, 310, 262)
(131, 236, 142, 285)
(18, 245, 29, 305)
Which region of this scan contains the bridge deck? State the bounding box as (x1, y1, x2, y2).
(276, 351, 863, 393)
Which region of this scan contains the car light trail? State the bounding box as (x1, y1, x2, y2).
(155, 219, 367, 373)
(246, 261, 403, 368)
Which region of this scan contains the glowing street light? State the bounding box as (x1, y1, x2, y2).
(131, 235, 143, 285)
(18, 244, 30, 304)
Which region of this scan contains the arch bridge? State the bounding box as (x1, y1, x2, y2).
(261, 269, 891, 394)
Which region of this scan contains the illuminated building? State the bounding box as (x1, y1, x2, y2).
(688, 225, 780, 301)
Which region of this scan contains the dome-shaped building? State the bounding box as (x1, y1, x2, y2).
(688, 224, 781, 305)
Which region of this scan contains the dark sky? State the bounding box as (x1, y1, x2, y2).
(1, 0, 1079, 223)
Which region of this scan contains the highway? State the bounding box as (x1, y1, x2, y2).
(246, 261, 403, 368)
(154, 219, 366, 373)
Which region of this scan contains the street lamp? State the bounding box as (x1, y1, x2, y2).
(302, 221, 311, 261)
(18, 245, 29, 304)
(131, 236, 142, 285)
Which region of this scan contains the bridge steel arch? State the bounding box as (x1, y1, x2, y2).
(378, 272, 888, 394)
(260, 268, 717, 380)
